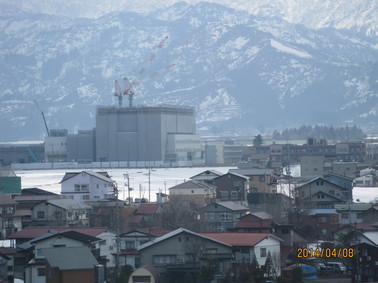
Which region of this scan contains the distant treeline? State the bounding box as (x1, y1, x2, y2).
(272, 125, 366, 140)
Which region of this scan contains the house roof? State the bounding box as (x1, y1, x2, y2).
(190, 170, 223, 179)
(302, 190, 344, 202)
(14, 195, 61, 203)
(60, 171, 114, 184)
(250, 211, 273, 220)
(229, 168, 276, 176)
(44, 198, 92, 210)
(335, 203, 372, 212)
(211, 201, 249, 211)
(234, 221, 273, 229)
(21, 188, 59, 196)
(362, 231, 378, 246)
(296, 177, 345, 190)
(0, 247, 16, 255)
(214, 172, 249, 181)
(169, 180, 216, 190)
(130, 215, 144, 224)
(135, 203, 160, 215)
(138, 228, 231, 251)
(0, 193, 17, 206)
(31, 230, 100, 245)
(43, 246, 98, 270)
(201, 232, 277, 247)
(8, 227, 110, 240)
(135, 227, 171, 237)
(307, 209, 338, 216)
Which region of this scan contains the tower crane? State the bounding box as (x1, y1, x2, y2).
(113, 36, 174, 107)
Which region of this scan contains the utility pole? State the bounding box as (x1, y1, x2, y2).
(114, 182, 120, 278)
(148, 167, 151, 202)
(124, 173, 132, 207)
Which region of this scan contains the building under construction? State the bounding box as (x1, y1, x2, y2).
(95, 105, 202, 164)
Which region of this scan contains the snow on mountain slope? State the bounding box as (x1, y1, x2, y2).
(0, 2, 377, 141)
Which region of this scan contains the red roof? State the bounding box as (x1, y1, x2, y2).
(8, 227, 110, 239)
(131, 215, 144, 224)
(201, 232, 270, 247)
(135, 203, 160, 215)
(0, 247, 16, 255)
(234, 220, 272, 229)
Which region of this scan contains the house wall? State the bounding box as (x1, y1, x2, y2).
(254, 237, 281, 276)
(97, 231, 117, 268)
(297, 180, 345, 200)
(34, 238, 87, 259)
(61, 172, 114, 202)
(25, 264, 45, 283)
(169, 187, 215, 208)
(202, 204, 248, 232)
(300, 156, 325, 180)
(213, 174, 248, 201)
(31, 202, 89, 226)
(139, 232, 232, 275)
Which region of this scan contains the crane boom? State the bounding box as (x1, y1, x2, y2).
(34, 100, 50, 137)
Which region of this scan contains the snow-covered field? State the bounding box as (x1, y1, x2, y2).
(16, 167, 235, 202)
(15, 165, 378, 203)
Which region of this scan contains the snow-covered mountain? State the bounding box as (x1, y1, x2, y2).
(1, 1, 377, 141)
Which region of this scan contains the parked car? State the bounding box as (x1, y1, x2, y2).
(325, 262, 346, 274)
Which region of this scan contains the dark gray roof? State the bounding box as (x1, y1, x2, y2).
(60, 171, 113, 184)
(229, 169, 276, 176)
(190, 170, 224, 179)
(42, 246, 98, 270)
(213, 201, 249, 211)
(46, 199, 92, 210)
(169, 180, 216, 190)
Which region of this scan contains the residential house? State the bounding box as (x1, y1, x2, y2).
(22, 230, 100, 283)
(354, 167, 378, 187)
(118, 228, 170, 268)
(300, 156, 326, 180)
(295, 177, 349, 210)
(304, 209, 340, 240)
(8, 227, 117, 268)
(137, 228, 234, 283)
(358, 206, 378, 223)
(201, 201, 249, 232)
(351, 230, 378, 283)
(30, 198, 92, 227)
(229, 168, 278, 194)
(247, 193, 293, 223)
(202, 232, 282, 277)
(43, 246, 100, 283)
(233, 212, 273, 233)
(130, 204, 161, 228)
(335, 203, 372, 225)
(0, 193, 23, 239)
(213, 172, 249, 204)
(189, 170, 223, 185)
(323, 172, 354, 199)
(0, 247, 16, 282)
(60, 171, 115, 202)
(331, 161, 358, 178)
(168, 180, 216, 208)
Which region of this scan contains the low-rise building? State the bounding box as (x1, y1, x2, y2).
(200, 201, 249, 232)
(60, 171, 115, 202)
(229, 168, 278, 194)
(213, 172, 249, 204)
(31, 199, 92, 227)
(168, 180, 216, 208)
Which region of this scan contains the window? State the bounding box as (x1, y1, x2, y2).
(341, 212, 349, 219)
(259, 176, 265, 182)
(82, 195, 90, 200)
(37, 268, 45, 276)
(153, 255, 176, 265)
(234, 181, 242, 186)
(281, 228, 289, 234)
(37, 211, 44, 219)
(260, 248, 267, 257)
(329, 190, 335, 195)
(221, 191, 229, 197)
(125, 241, 135, 250)
(132, 276, 151, 283)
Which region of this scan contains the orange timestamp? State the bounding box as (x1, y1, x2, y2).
(296, 248, 354, 258)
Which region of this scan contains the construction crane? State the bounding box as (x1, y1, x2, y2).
(114, 36, 174, 107)
(34, 100, 50, 137)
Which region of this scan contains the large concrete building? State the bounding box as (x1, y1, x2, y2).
(95, 106, 202, 164)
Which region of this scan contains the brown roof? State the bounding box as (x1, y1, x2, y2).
(135, 203, 160, 215)
(131, 215, 144, 224)
(201, 232, 270, 247)
(0, 247, 16, 255)
(8, 227, 110, 239)
(234, 220, 272, 229)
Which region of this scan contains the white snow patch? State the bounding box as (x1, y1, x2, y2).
(270, 39, 312, 58)
(77, 84, 101, 105)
